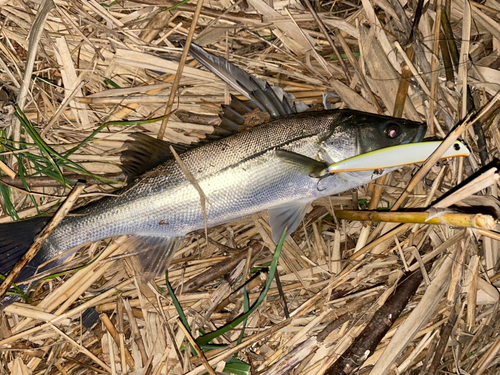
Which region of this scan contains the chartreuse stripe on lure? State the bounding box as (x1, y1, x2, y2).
(324, 140, 469, 174)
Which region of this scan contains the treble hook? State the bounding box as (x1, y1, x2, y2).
(314, 173, 331, 191)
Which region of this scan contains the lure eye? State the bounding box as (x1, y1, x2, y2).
(385, 123, 400, 138)
(454, 143, 461, 151)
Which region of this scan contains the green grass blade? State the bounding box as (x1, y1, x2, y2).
(236, 285, 249, 348)
(166, 271, 190, 332)
(0, 183, 19, 220)
(16, 155, 40, 214)
(0, 274, 32, 302)
(223, 358, 251, 375)
(15, 107, 68, 185)
(63, 116, 168, 158)
(103, 78, 121, 88)
(165, 271, 197, 355)
(10, 107, 123, 187)
(167, 0, 191, 11)
(196, 228, 287, 346)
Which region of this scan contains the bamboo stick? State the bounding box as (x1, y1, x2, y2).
(335, 210, 495, 229)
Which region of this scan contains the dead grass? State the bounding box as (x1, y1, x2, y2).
(1, 0, 500, 374)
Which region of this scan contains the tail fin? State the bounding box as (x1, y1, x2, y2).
(0, 217, 48, 281)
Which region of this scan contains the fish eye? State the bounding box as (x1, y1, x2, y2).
(385, 123, 400, 138)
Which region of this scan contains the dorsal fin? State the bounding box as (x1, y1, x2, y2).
(202, 94, 271, 142)
(138, 44, 307, 154)
(186, 43, 301, 118)
(120, 133, 192, 180)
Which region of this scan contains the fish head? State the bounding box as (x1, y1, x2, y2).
(319, 110, 427, 163)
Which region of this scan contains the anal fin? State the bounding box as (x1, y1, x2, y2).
(268, 202, 311, 243)
(123, 236, 183, 280)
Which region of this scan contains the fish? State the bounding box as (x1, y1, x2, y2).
(0, 44, 426, 303)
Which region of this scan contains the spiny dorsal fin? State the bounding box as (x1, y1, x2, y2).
(120, 133, 192, 180)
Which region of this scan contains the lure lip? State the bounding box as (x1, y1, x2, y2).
(324, 140, 470, 174)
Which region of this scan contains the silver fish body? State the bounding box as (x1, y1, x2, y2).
(1, 109, 425, 284)
(39, 110, 424, 273)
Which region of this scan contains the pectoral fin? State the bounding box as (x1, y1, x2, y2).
(268, 202, 311, 243)
(276, 150, 327, 178)
(123, 235, 183, 280)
